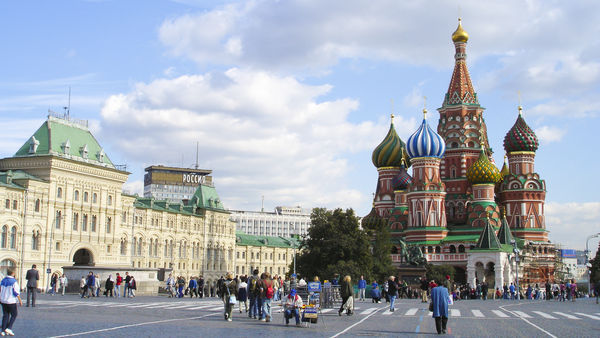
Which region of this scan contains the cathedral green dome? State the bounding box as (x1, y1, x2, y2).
(372, 117, 410, 168)
(467, 150, 502, 184)
(504, 107, 539, 153)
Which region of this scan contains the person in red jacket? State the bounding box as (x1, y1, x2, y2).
(115, 273, 123, 298)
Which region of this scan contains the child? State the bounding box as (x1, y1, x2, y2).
(0, 268, 22, 336)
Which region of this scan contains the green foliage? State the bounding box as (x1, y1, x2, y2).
(591, 244, 600, 285)
(371, 221, 395, 282)
(296, 208, 374, 282)
(426, 264, 455, 284)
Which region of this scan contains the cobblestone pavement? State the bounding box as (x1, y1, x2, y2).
(12, 294, 600, 337)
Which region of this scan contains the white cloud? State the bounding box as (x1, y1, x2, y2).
(535, 125, 566, 144)
(546, 202, 600, 251)
(123, 179, 144, 197)
(99, 68, 401, 211)
(0, 118, 45, 158)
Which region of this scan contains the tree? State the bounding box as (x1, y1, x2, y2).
(426, 264, 455, 284)
(590, 243, 600, 286)
(370, 221, 395, 282)
(295, 208, 373, 282)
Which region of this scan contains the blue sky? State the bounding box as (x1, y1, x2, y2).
(0, 0, 598, 251)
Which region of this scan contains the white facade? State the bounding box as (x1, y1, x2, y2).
(230, 206, 311, 237)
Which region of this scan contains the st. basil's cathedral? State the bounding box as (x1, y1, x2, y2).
(364, 19, 556, 288)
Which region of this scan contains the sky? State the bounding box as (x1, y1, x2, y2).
(0, 0, 598, 252)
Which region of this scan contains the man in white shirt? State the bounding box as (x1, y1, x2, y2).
(59, 274, 68, 296)
(283, 289, 303, 326)
(0, 268, 22, 336)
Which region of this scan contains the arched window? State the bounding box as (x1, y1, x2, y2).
(137, 238, 142, 256)
(449, 245, 456, 253)
(92, 193, 97, 204)
(12, 200, 17, 209)
(57, 187, 62, 198)
(106, 217, 112, 233)
(120, 238, 127, 256)
(451, 167, 456, 178)
(4, 200, 9, 209)
(72, 213, 79, 231)
(32, 231, 40, 250)
(148, 239, 153, 256)
(74, 190, 79, 201)
(0, 259, 15, 278)
(435, 246, 441, 253)
(91, 215, 97, 232)
(82, 214, 88, 231)
(35, 199, 40, 212)
(164, 240, 168, 257)
(108, 195, 112, 206)
(55, 211, 62, 229)
(428, 246, 433, 253)
(1, 226, 7, 248)
(9, 227, 16, 249)
(84, 192, 88, 202)
(458, 245, 465, 253)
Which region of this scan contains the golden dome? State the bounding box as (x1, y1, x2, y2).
(452, 18, 469, 43)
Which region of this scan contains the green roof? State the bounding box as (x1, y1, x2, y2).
(473, 219, 501, 250)
(133, 197, 195, 216)
(497, 216, 514, 245)
(190, 184, 227, 211)
(440, 234, 480, 243)
(235, 232, 300, 248)
(14, 116, 115, 169)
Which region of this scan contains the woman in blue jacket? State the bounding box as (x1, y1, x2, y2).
(431, 282, 449, 334)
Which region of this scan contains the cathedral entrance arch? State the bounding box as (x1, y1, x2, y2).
(73, 248, 94, 266)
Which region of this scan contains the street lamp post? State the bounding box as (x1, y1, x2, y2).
(510, 239, 520, 300)
(585, 233, 600, 296)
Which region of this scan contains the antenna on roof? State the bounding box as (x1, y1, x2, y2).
(261, 195, 264, 213)
(195, 141, 199, 169)
(63, 86, 71, 120)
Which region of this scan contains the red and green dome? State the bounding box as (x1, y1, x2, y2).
(467, 150, 502, 184)
(372, 120, 410, 168)
(392, 166, 412, 190)
(503, 108, 539, 153)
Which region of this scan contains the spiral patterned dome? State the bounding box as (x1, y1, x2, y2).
(372, 119, 410, 168)
(392, 166, 412, 190)
(466, 150, 502, 184)
(406, 111, 446, 159)
(504, 108, 539, 153)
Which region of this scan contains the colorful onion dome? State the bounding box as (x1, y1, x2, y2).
(372, 115, 410, 168)
(406, 109, 446, 159)
(392, 166, 412, 190)
(500, 155, 510, 177)
(504, 106, 539, 153)
(452, 18, 469, 43)
(466, 150, 502, 184)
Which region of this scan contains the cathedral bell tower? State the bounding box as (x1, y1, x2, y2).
(437, 19, 492, 226)
(405, 108, 447, 243)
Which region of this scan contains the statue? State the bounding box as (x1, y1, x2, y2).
(397, 238, 427, 266)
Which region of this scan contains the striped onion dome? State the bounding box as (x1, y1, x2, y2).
(372, 118, 410, 168)
(466, 150, 502, 184)
(406, 110, 446, 158)
(392, 166, 412, 190)
(504, 107, 539, 153)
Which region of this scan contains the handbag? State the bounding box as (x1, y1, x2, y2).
(226, 284, 237, 304)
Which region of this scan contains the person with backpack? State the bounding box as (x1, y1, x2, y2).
(220, 273, 237, 322)
(259, 272, 274, 322)
(247, 269, 261, 319)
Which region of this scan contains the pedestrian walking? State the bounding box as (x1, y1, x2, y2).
(49, 273, 58, 295)
(115, 273, 122, 298)
(129, 276, 136, 297)
(259, 272, 274, 322)
(358, 275, 366, 301)
(220, 272, 237, 322)
(388, 276, 398, 312)
(248, 269, 260, 319)
(198, 276, 205, 298)
(570, 279, 577, 302)
(0, 268, 22, 336)
(188, 277, 198, 298)
(594, 282, 600, 304)
(238, 277, 248, 313)
(85, 272, 95, 298)
(124, 272, 131, 298)
(94, 274, 101, 297)
(420, 277, 429, 303)
(338, 275, 353, 316)
(59, 274, 68, 296)
(166, 274, 175, 298)
(79, 276, 86, 297)
(431, 282, 449, 334)
(104, 275, 114, 297)
(25, 264, 39, 307)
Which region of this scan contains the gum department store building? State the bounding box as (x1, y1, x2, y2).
(365, 19, 556, 288)
(0, 114, 297, 293)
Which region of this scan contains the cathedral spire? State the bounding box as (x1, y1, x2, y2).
(444, 18, 478, 106)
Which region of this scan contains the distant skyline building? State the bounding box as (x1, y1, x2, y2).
(143, 165, 212, 203)
(230, 206, 312, 238)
